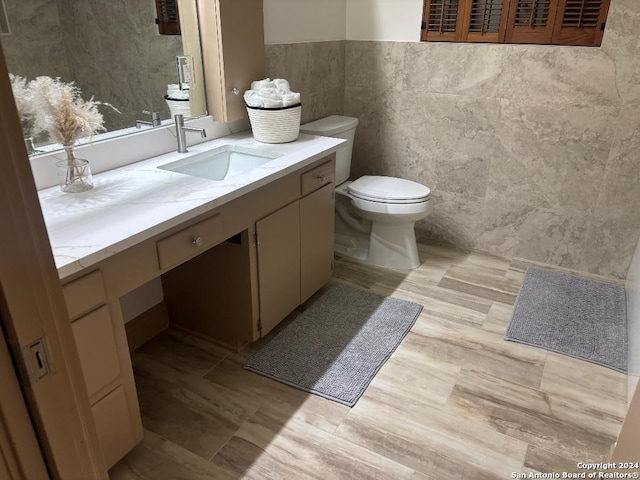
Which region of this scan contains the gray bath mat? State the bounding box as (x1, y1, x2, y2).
(505, 268, 627, 373)
(245, 283, 423, 406)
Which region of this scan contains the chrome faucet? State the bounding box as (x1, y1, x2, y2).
(174, 114, 207, 153)
(136, 110, 162, 128)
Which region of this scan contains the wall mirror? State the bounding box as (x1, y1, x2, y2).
(0, 0, 207, 154)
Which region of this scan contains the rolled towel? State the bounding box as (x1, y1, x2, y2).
(282, 92, 301, 106)
(259, 87, 278, 94)
(261, 98, 284, 108)
(251, 78, 275, 90)
(167, 89, 190, 100)
(243, 90, 264, 108)
(273, 78, 291, 92)
(259, 90, 282, 102)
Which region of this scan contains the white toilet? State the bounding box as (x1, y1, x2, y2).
(299, 115, 432, 270)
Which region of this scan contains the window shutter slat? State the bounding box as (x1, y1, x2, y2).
(552, 0, 610, 45)
(463, 0, 507, 42)
(155, 0, 181, 35)
(505, 0, 559, 44)
(422, 0, 463, 41)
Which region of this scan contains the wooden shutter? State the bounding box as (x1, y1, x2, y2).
(422, 0, 464, 41)
(505, 0, 559, 44)
(461, 0, 508, 42)
(551, 0, 610, 46)
(421, 0, 610, 46)
(155, 0, 181, 35)
(422, 0, 507, 43)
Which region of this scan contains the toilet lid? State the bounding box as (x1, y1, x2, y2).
(348, 176, 431, 204)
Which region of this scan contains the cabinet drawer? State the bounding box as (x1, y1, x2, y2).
(156, 213, 223, 270)
(62, 270, 106, 320)
(301, 160, 335, 196)
(72, 305, 121, 402)
(92, 385, 136, 468)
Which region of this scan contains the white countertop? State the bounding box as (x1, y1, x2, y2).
(37, 132, 344, 280)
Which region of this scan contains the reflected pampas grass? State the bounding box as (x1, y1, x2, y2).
(30, 76, 117, 156)
(9, 73, 37, 137)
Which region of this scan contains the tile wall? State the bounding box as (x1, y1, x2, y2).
(265, 41, 346, 125)
(265, 0, 640, 279)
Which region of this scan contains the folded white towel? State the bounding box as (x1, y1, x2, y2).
(259, 90, 282, 101)
(282, 92, 301, 107)
(261, 98, 284, 108)
(273, 78, 291, 92)
(244, 78, 300, 109)
(243, 90, 264, 108)
(167, 89, 190, 100)
(251, 78, 275, 90)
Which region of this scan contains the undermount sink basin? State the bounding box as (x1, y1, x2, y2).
(158, 145, 282, 181)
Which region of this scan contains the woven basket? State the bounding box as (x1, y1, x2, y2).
(246, 103, 301, 144)
(165, 95, 191, 118)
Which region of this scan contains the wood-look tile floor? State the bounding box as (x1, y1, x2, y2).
(110, 242, 627, 480)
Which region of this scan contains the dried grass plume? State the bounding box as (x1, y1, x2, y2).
(30, 76, 118, 148)
(9, 73, 37, 137)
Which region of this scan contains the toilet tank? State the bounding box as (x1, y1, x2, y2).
(299, 116, 359, 185)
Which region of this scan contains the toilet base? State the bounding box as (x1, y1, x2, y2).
(368, 222, 420, 270)
(334, 186, 424, 271)
(335, 232, 369, 261)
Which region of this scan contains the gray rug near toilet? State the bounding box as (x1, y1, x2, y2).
(244, 283, 423, 407)
(505, 267, 627, 373)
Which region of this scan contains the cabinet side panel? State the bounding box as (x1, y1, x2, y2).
(219, 0, 266, 121)
(300, 183, 335, 303)
(197, 0, 226, 120)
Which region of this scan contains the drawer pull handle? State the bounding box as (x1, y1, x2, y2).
(192, 236, 204, 247)
(317, 174, 326, 183)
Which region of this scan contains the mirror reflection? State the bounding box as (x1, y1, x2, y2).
(0, 0, 205, 152)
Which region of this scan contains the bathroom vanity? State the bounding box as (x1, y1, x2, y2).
(38, 133, 343, 468)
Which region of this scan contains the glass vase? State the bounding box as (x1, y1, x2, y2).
(56, 147, 94, 193)
(24, 137, 37, 155)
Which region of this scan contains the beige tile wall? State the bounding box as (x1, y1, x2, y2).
(265, 0, 640, 280)
(265, 41, 346, 125)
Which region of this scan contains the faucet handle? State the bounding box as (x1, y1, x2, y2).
(143, 110, 161, 120)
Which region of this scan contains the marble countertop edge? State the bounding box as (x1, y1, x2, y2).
(38, 132, 345, 280)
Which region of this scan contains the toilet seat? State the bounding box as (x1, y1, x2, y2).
(347, 176, 431, 204)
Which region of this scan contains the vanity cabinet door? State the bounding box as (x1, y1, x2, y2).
(256, 201, 301, 336)
(300, 183, 335, 303)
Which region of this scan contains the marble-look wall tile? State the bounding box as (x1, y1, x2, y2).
(2, 0, 182, 133)
(345, 41, 406, 92)
(601, 0, 640, 99)
(480, 99, 615, 267)
(578, 97, 640, 278)
(57, 0, 183, 131)
(1, 0, 72, 81)
(344, 85, 405, 181)
(416, 191, 486, 251)
(265, 41, 345, 125)
(343, 0, 640, 279)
